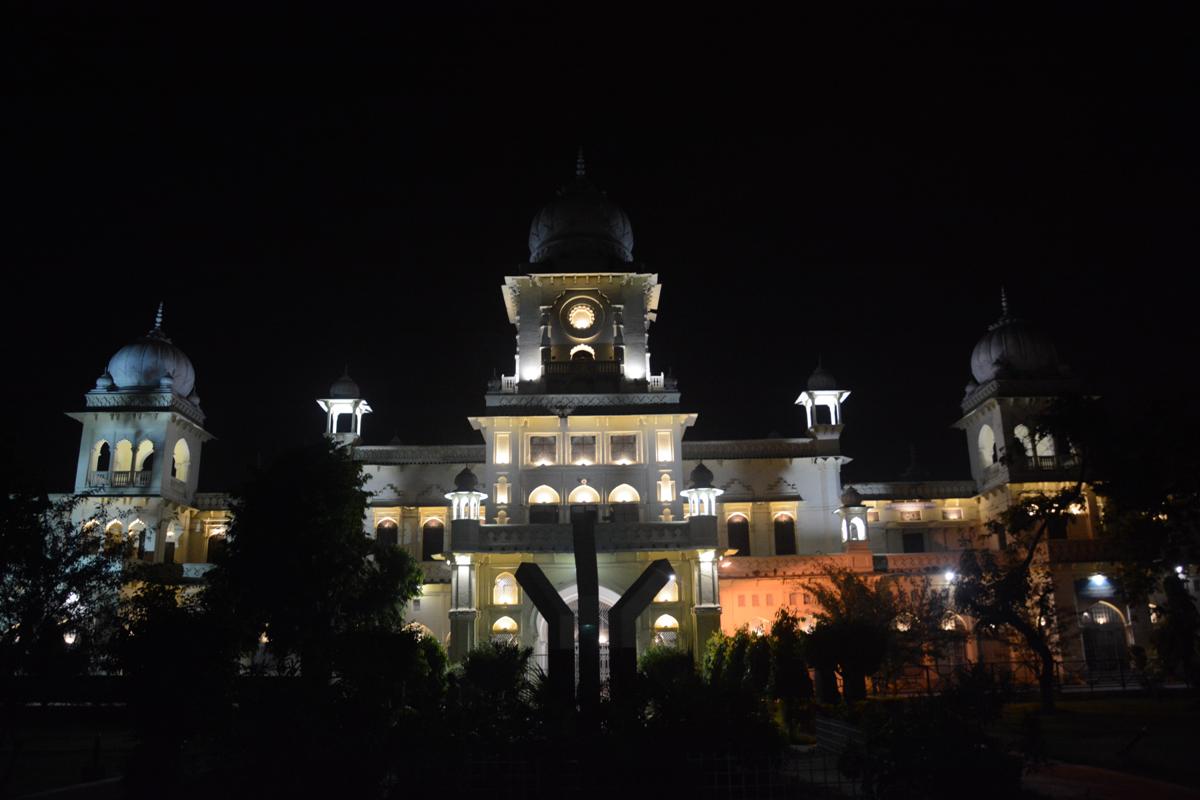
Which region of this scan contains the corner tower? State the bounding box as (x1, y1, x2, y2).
(954, 289, 1078, 491)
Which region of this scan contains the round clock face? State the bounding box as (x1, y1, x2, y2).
(560, 297, 604, 339)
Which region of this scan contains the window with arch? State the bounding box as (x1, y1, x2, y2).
(134, 439, 155, 472)
(773, 513, 797, 555)
(172, 439, 191, 482)
(163, 522, 179, 564)
(977, 425, 997, 468)
(528, 485, 560, 524)
(652, 614, 680, 648)
(92, 440, 111, 472)
(129, 520, 148, 560)
(375, 519, 399, 548)
(421, 519, 444, 561)
(104, 521, 124, 551)
(653, 577, 679, 603)
(493, 572, 519, 605)
(491, 615, 519, 644)
(494, 476, 510, 505)
(1012, 424, 1035, 459)
(657, 473, 675, 502)
(114, 440, 134, 472)
(568, 484, 601, 505)
(727, 514, 751, 556)
(609, 483, 640, 523)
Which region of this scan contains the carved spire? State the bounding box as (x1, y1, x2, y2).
(575, 145, 586, 179)
(154, 301, 164, 329)
(1000, 286, 1009, 318)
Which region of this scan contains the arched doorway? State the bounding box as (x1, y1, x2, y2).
(533, 584, 620, 686)
(1080, 601, 1129, 675)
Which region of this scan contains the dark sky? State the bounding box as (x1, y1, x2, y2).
(6, 8, 1198, 492)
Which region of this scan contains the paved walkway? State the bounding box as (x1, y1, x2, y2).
(1024, 762, 1200, 799)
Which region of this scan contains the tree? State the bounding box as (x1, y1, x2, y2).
(0, 486, 124, 679)
(805, 569, 899, 702)
(953, 493, 1073, 713)
(1150, 572, 1200, 684)
(205, 438, 424, 683)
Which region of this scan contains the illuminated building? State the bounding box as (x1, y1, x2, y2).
(66, 155, 1179, 679)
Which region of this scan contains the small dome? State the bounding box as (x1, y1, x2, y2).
(105, 305, 196, 398)
(807, 363, 839, 391)
(970, 305, 1059, 384)
(329, 370, 360, 399)
(688, 462, 714, 489)
(454, 466, 479, 492)
(840, 485, 863, 506)
(95, 371, 114, 390)
(528, 153, 633, 264)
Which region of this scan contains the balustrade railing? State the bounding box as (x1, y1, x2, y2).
(88, 470, 151, 488)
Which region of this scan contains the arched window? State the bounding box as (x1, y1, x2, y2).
(104, 521, 124, 551)
(375, 519, 399, 547)
(727, 513, 751, 556)
(172, 439, 191, 482)
(977, 425, 997, 468)
(134, 440, 155, 472)
(129, 520, 148, 560)
(494, 572, 519, 605)
(1012, 424, 1035, 459)
(652, 614, 679, 648)
(568, 484, 601, 505)
(163, 522, 179, 564)
(657, 473, 675, 502)
(941, 615, 969, 666)
(421, 519, 444, 561)
(92, 440, 111, 472)
(114, 440, 134, 472)
(773, 513, 797, 555)
(609, 483, 640, 523)
(492, 615, 519, 644)
(653, 577, 679, 603)
(528, 485, 560, 524)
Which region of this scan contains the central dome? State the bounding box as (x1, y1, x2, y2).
(969, 292, 1059, 383)
(528, 153, 633, 264)
(105, 305, 196, 398)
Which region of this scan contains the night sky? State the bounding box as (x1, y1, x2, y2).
(7, 9, 1197, 493)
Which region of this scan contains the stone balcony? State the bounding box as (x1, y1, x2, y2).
(87, 469, 152, 488)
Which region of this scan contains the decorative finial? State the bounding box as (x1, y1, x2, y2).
(575, 146, 586, 178)
(1000, 286, 1009, 318)
(154, 301, 164, 329)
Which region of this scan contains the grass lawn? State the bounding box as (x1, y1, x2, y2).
(994, 693, 1200, 790)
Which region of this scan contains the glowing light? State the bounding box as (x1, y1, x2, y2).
(521, 367, 542, 382)
(943, 570, 957, 583)
(259, 631, 270, 645)
(623, 365, 645, 381)
(667, 573, 676, 582)
(1089, 573, 1108, 586)
(62, 630, 77, 645)
(1175, 565, 1185, 574)
(66, 592, 80, 606)
(598, 633, 608, 644)
(492, 616, 519, 634)
(567, 303, 595, 330)
(653, 614, 679, 631)
(720, 560, 732, 568)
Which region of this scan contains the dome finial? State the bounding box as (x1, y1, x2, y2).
(154, 301, 164, 330)
(575, 145, 586, 179)
(1000, 286, 1009, 318)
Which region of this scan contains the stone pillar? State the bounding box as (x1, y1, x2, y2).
(693, 548, 722, 659)
(448, 553, 477, 662)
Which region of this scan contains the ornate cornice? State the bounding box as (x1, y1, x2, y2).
(82, 390, 206, 425)
(452, 519, 715, 554)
